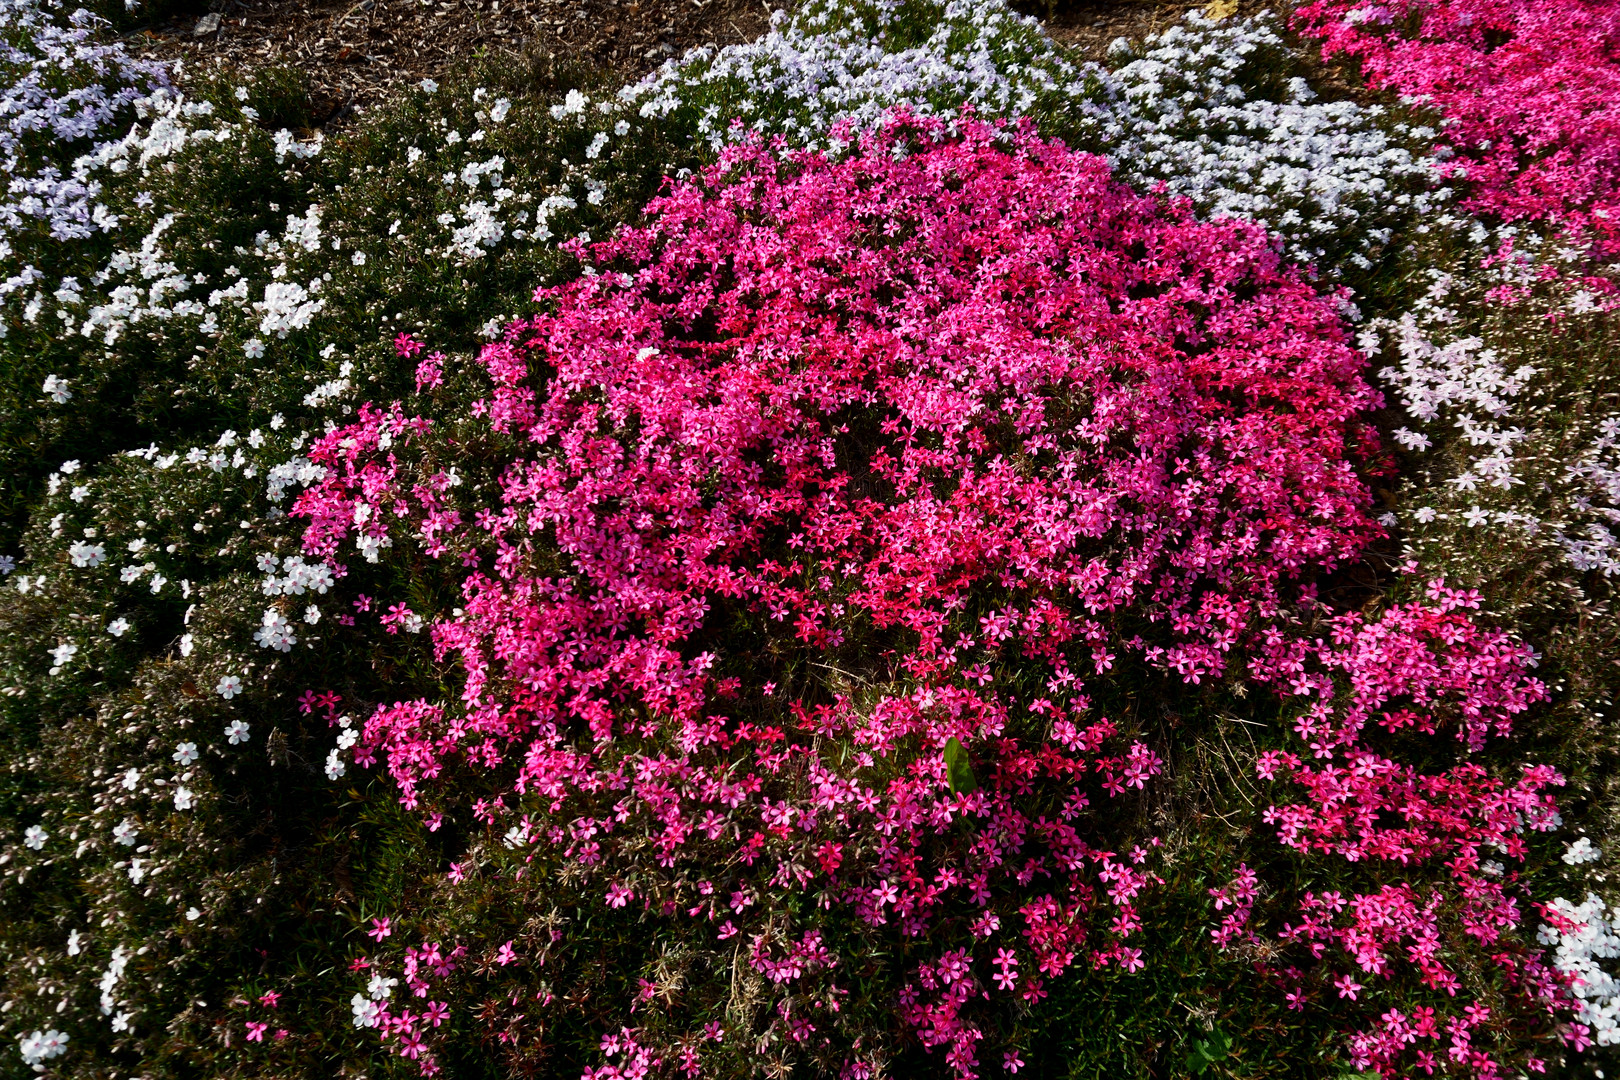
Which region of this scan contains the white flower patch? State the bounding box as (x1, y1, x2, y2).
(272, 127, 323, 164)
(1566, 838, 1603, 865)
(1368, 254, 1620, 581)
(68, 541, 106, 567)
(260, 554, 334, 596)
(1540, 894, 1620, 1046)
(98, 944, 130, 1015)
(264, 455, 327, 503)
(252, 607, 297, 651)
(18, 1029, 68, 1067)
(1097, 14, 1444, 273)
(449, 200, 506, 259)
(1563, 417, 1620, 576)
(283, 203, 323, 252)
(255, 279, 324, 338)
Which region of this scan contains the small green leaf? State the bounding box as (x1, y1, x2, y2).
(943, 736, 977, 794)
(1186, 1028, 1231, 1074)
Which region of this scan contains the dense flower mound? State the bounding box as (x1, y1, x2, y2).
(1244, 587, 1573, 1075)
(1295, 0, 1620, 258)
(293, 117, 1387, 1074)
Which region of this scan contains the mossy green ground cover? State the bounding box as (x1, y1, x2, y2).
(1, 0, 1619, 1077)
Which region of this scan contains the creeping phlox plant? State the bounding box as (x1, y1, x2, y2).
(286, 113, 1437, 1076)
(1295, 0, 1620, 261)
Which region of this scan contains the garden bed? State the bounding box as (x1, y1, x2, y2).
(1, 0, 1618, 1077)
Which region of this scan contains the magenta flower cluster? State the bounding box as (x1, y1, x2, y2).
(1295, 0, 1620, 257)
(284, 116, 1567, 1076)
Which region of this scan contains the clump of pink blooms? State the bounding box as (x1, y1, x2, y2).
(1295, 0, 1620, 257)
(1233, 582, 1574, 1077)
(287, 115, 1572, 1076)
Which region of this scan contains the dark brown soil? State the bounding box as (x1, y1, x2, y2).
(1026, 0, 1209, 58)
(123, 0, 1206, 127)
(124, 0, 777, 125)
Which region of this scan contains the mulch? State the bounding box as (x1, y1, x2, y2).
(123, 0, 1211, 128)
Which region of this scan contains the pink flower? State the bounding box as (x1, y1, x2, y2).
(494, 941, 516, 966)
(367, 917, 392, 942)
(245, 1021, 268, 1042)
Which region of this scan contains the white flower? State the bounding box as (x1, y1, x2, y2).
(173, 742, 199, 765)
(110, 1011, 133, 1033)
(172, 786, 194, 811)
(304, 604, 321, 625)
(420, 78, 438, 93)
(350, 993, 382, 1028)
(185, 907, 200, 921)
(121, 768, 139, 790)
(69, 541, 106, 568)
(18, 1029, 69, 1066)
(24, 825, 47, 850)
(225, 720, 251, 745)
(324, 748, 346, 780)
(48, 642, 78, 675)
(67, 930, 81, 956)
(367, 974, 397, 1000)
(127, 858, 145, 883)
(0, 555, 13, 574)
(243, 337, 265, 359)
(112, 819, 138, 846)
(1565, 837, 1603, 865)
(41, 374, 71, 403)
(216, 674, 243, 699)
(252, 607, 298, 651)
(179, 633, 195, 657)
(107, 618, 130, 637)
(351, 250, 366, 266)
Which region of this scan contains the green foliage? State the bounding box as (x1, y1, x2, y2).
(943, 736, 978, 795)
